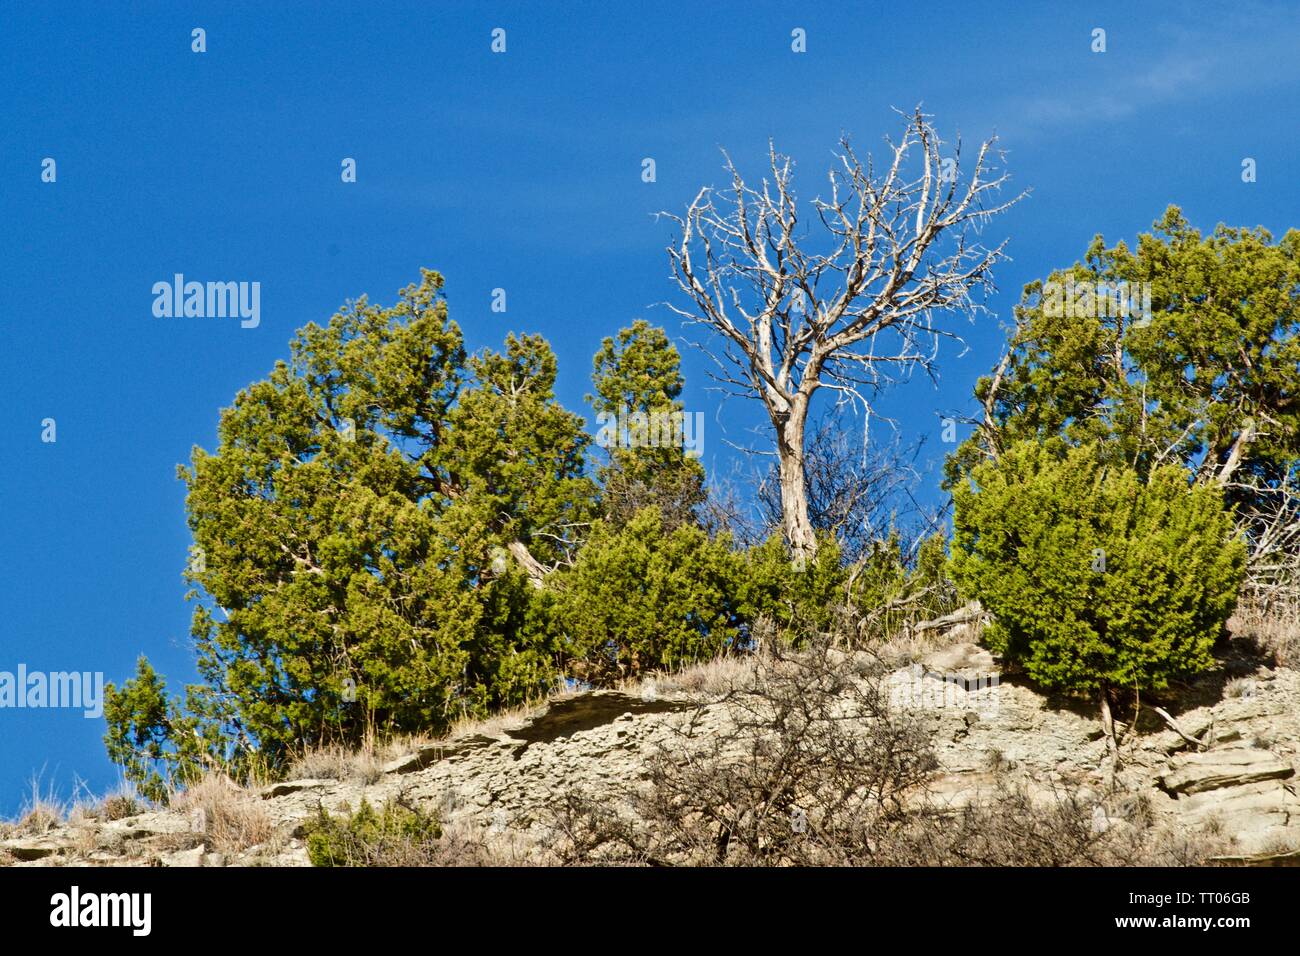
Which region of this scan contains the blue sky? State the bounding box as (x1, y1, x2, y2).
(2, 0, 1298, 814)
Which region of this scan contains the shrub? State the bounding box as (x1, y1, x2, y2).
(949, 440, 1246, 715)
(11, 775, 64, 836)
(549, 638, 935, 865)
(547, 638, 1215, 866)
(738, 533, 847, 640)
(846, 532, 960, 642)
(737, 531, 958, 647)
(98, 793, 141, 822)
(946, 208, 1300, 666)
(874, 779, 1225, 867)
(306, 798, 443, 867)
(554, 507, 745, 682)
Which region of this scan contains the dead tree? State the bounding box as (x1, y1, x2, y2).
(754, 413, 930, 561)
(663, 108, 1022, 563)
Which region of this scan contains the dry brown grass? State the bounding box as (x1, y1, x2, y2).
(610, 610, 986, 706)
(438, 819, 544, 866)
(67, 780, 143, 826)
(621, 653, 756, 700)
(1230, 595, 1300, 668)
(1251, 829, 1300, 859)
(288, 719, 540, 783)
(873, 622, 981, 670)
(287, 700, 559, 783)
(441, 699, 545, 741)
(10, 776, 64, 836)
(876, 782, 1231, 867)
(1224, 676, 1257, 699)
(13, 804, 61, 836)
(287, 742, 387, 784)
(64, 822, 103, 860)
(99, 792, 142, 821)
(171, 773, 273, 856)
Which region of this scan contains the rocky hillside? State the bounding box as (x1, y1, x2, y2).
(5, 639, 1300, 867)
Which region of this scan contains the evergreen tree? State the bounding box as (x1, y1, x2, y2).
(589, 320, 706, 529)
(105, 271, 596, 792)
(554, 507, 743, 682)
(949, 440, 1246, 752)
(949, 207, 1300, 500)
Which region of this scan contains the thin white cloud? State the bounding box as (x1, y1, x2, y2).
(995, 10, 1300, 140)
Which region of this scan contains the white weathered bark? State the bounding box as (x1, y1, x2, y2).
(507, 539, 548, 589)
(777, 412, 817, 563)
(662, 109, 1022, 564)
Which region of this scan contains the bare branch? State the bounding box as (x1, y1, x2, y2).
(662, 108, 1024, 558)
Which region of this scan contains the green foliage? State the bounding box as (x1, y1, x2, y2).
(847, 532, 958, 641)
(739, 533, 848, 639)
(589, 320, 706, 529)
(103, 658, 201, 804)
(102, 657, 256, 803)
(445, 332, 597, 568)
(107, 271, 597, 788)
(305, 798, 443, 867)
(737, 531, 957, 644)
(948, 207, 1300, 497)
(950, 440, 1246, 694)
(912, 533, 951, 595)
(553, 507, 744, 681)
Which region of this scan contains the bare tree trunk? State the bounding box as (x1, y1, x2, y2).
(1213, 420, 1255, 487)
(663, 111, 1021, 570)
(1099, 685, 1120, 788)
(777, 402, 818, 564)
(507, 539, 548, 588)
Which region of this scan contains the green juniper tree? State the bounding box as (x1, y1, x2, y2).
(949, 440, 1246, 766)
(949, 207, 1300, 510)
(589, 320, 706, 530)
(105, 270, 595, 794)
(947, 207, 1300, 696)
(102, 657, 216, 803)
(738, 532, 846, 640)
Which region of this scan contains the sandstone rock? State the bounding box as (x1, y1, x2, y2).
(922, 642, 997, 678)
(1180, 779, 1292, 821)
(162, 844, 206, 867)
(1211, 847, 1300, 866)
(382, 735, 502, 774)
(102, 811, 199, 838)
(1, 837, 64, 861)
(1160, 745, 1293, 795)
(918, 770, 998, 811)
(504, 691, 688, 748)
(262, 779, 333, 798)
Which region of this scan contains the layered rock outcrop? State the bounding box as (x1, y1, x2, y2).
(5, 646, 1299, 866)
